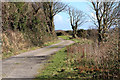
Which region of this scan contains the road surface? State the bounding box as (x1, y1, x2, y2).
(2, 39, 74, 79)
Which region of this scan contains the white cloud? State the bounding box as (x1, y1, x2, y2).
(54, 14, 63, 23)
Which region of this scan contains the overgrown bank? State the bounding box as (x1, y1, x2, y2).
(2, 2, 56, 59)
(36, 34, 119, 79)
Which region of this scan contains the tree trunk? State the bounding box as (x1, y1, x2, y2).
(98, 29, 103, 44)
(46, 24, 51, 33)
(49, 16, 55, 35)
(102, 27, 109, 42)
(73, 33, 77, 38)
(49, 2, 55, 35)
(72, 26, 78, 38)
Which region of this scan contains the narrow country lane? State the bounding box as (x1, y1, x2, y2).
(2, 39, 74, 78)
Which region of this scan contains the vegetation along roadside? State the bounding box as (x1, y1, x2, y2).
(36, 35, 119, 79)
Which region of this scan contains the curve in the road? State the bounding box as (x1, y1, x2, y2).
(2, 39, 74, 78)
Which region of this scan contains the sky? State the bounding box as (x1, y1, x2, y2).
(54, 1, 96, 30)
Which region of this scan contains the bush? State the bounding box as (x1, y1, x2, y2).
(56, 30, 68, 36)
(65, 30, 73, 35)
(77, 29, 87, 38)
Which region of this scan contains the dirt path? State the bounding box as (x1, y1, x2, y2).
(2, 39, 74, 78)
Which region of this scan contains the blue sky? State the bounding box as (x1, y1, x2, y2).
(54, 1, 95, 30)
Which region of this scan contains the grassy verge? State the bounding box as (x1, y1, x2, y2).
(36, 39, 94, 79)
(36, 48, 68, 79)
(2, 39, 61, 59)
(58, 35, 92, 43)
(58, 35, 72, 40)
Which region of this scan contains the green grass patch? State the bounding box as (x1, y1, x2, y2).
(58, 35, 92, 44)
(58, 35, 72, 40)
(43, 39, 61, 47)
(36, 48, 67, 78)
(36, 47, 94, 79)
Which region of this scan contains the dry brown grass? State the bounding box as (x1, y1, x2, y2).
(66, 28, 119, 79)
(2, 30, 31, 57)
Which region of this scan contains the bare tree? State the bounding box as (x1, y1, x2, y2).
(42, 1, 67, 34)
(30, 1, 67, 35)
(90, 0, 119, 42)
(68, 7, 85, 38)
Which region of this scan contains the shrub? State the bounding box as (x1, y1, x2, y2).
(77, 29, 87, 38)
(56, 30, 68, 36)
